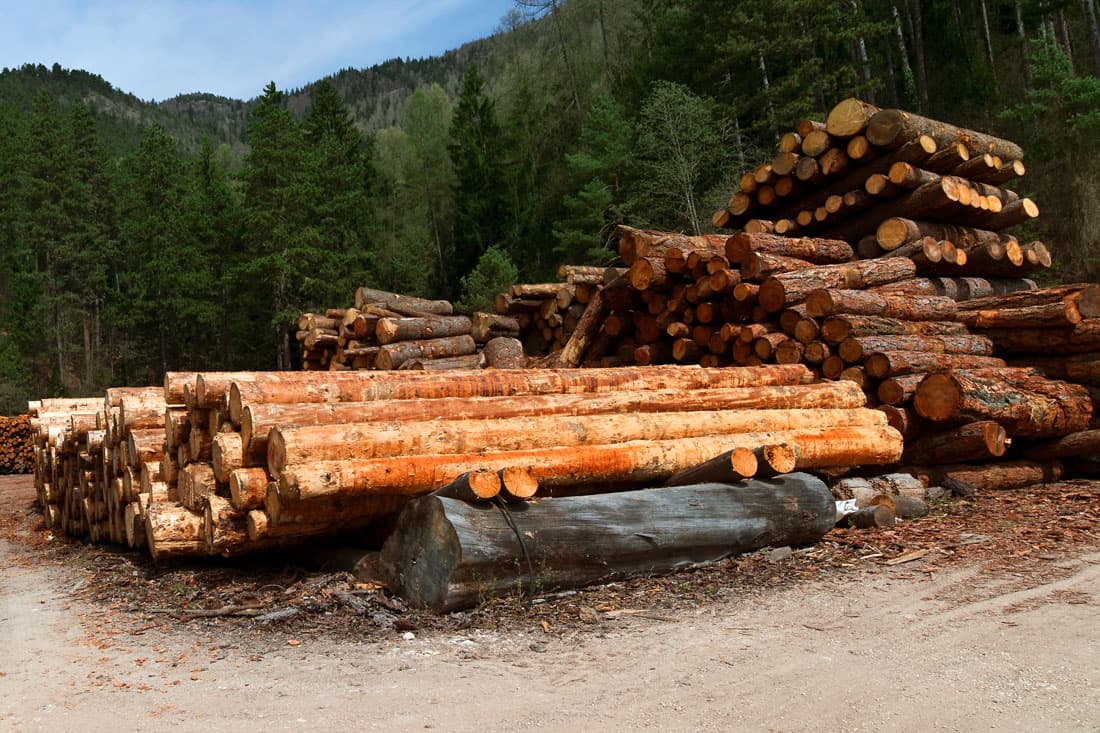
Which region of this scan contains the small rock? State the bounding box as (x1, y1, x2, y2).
(767, 546, 793, 563)
(577, 606, 600, 624)
(402, 631, 416, 641)
(529, 643, 547, 653)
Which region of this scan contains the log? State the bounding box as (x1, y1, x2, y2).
(556, 281, 617, 367)
(402, 354, 486, 371)
(204, 494, 248, 556)
(956, 284, 1100, 315)
(838, 334, 995, 363)
(974, 321, 1100, 355)
(902, 421, 1008, 464)
(267, 408, 889, 478)
(355, 287, 453, 315)
(900, 461, 1063, 496)
(432, 470, 501, 502)
(819, 316, 966, 345)
(375, 335, 478, 370)
(806, 289, 957, 320)
(1022, 429, 1100, 460)
(145, 502, 205, 561)
(871, 276, 1037, 301)
(826, 99, 881, 137)
(227, 365, 813, 420)
(375, 316, 472, 345)
(1007, 353, 1100, 386)
(662, 447, 760, 485)
(866, 109, 1025, 160)
(229, 467, 270, 511)
(178, 463, 218, 512)
(914, 372, 1094, 438)
(864, 351, 1005, 379)
(725, 232, 854, 265)
(956, 301, 1082, 329)
(277, 425, 903, 500)
(875, 218, 1011, 251)
(483, 337, 525, 369)
(758, 258, 917, 312)
(471, 313, 521, 343)
(844, 505, 896, 529)
(238, 380, 861, 454)
(742, 252, 815, 281)
(373, 475, 837, 611)
(617, 226, 726, 267)
(497, 467, 539, 502)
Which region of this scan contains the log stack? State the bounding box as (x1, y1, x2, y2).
(29, 365, 904, 561)
(0, 414, 33, 474)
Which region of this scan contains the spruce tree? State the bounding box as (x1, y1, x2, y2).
(447, 66, 508, 296)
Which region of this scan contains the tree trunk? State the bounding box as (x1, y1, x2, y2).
(371, 475, 836, 612)
(1023, 429, 1100, 460)
(914, 372, 1094, 438)
(910, 0, 929, 111)
(870, 276, 1037, 300)
(806, 288, 957, 320)
(901, 460, 1063, 496)
(820, 315, 968, 343)
(375, 316, 471, 345)
(864, 350, 1006, 378)
(758, 258, 917, 312)
(974, 321, 1100, 355)
(839, 334, 994, 362)
(726, 232, 854, 265)
(978, 0, 998, 88)
(276, 425, 904, 501)
(867, 110, 1025, 160)
(266, 408, 889, 478)
(1084, 0, 1100, 77)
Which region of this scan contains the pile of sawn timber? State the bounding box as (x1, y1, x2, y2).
(0, 414, 34, 474)
(298, 286, 524, 371)
(29, 366, 902, 572)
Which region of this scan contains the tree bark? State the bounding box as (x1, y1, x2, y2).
(758, 258, 917, 312)
(820, 315, 968, 343)
(726, 232, 853, 265)
(806, 288, 957, 320)
(373, 475, 836, 612)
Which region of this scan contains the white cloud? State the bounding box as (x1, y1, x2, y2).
(0, 0, 513, 100)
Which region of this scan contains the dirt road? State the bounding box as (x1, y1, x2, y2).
(2, 473, 1099, 732)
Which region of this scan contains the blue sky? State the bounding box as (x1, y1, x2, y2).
(1, 0, 517, 101)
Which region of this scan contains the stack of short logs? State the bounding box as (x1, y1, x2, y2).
(298, 287, 523, 371)
(29, 365, 907, 561)
(0, 414, 34, 474)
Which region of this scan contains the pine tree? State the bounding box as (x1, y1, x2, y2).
(448, 66, 508, 296)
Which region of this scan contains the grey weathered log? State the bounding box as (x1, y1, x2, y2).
(372, 474, 835, 612)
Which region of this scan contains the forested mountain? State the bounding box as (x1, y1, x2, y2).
(2, 0, 1100, 412)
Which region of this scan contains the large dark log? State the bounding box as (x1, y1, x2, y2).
(956, 284, 1100, 316)
(975, 321, 1100, 355)
(372, 475, 836, 612)
(866, 109, 1025, 160)
(1007, 353, 1100, 386)
(483, 337, 525, 369)
(1022, 430, 1100, 460)
(375, 335, 478, 370)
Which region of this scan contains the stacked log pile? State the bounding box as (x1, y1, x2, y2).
(0, 414, 34, 474)
(298, 287, 523, 371)
(30, 365, 905, 561)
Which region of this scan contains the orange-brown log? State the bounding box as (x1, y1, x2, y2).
(957, 301, 1083, 329)
(1007, 353, 1100, 386)
(355, 287, 452, 315)
(865, 351, 1005, 379)
(914, 372, 1093, 438)
(877, 374, 933, 405)
(145, 502, 206, 560)
(820, 316, 969, 343)
(871, 276, 1037, 301)
(902, 421, 1008, 464)
(375, 315, 471, 345)
(277, 424, 903, 501)
(758, 258, 917, 312)
(497, 467, 539, 502)
(1022, 429, 1100, 461)
(806, 289, 957, 320)
(266, 407, 888, 477)
(741, 252, 815, 281)
(375, 335, 477, 370)
(974, 321, 1100, 355)
(875, 218, 1011, 251)
(432, 470, 501, 502)
(663, 447, 760, 485)
(838, 334, 994, 363)
(956, 284, 1100, 315)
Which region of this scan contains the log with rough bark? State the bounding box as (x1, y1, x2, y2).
(724, 232, 854, 265)
(227, 365, 814, 419)
(866, 109, 1025, 160)
(870, 276, 1037, 301)
(375, 316, 472, 345)
(758, 258, 917, 312)
(956, 301, 1083, 329)
(401, 354, 486, 371)
(956, 284, 1100, 316)
(1007, 353, 1100, 386)
(277, 425, 903, 501)
(819, 315, 968, 344)
(973, 321, 1100, 355)
(617, 226, 726, 267)
(374, 335, 478, 370)
(837, 334, 995, 363)
(354, 287, 453, 315)
(806, 289, 957, 320)
(482, 337, 525, 369)
(471, 313, 521, 343)
(900, 461, 1063, 496)
(826, 98, 881, 137)
(902, 421, 1009, 465)
(875, 218, 1013, 251)
(432, 470, 502, 502)
(1021, 429, 1100, 461)
(371, 474, 836, 612)
(914, 371, 1093, 439)
(864, 351, 1006, 378)
(145, 502, 205, 561)
(266, 408, 889, 478)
